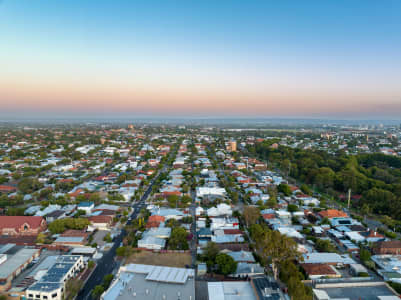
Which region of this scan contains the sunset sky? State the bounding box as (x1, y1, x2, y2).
(1, 0, 401, 119)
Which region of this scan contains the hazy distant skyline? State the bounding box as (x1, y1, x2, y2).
(1, 1, 401, 119)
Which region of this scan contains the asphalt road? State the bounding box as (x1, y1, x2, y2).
(77, 148, 176, 300)
(76, 177, 156, 300)
(208, 147, 244, 211)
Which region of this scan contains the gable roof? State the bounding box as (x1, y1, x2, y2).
(375, 240, 401, 249)
(0, 216, 45, 231)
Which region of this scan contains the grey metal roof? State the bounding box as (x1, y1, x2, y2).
(0, 248, 40, 280)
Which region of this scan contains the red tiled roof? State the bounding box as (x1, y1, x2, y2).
(318, 209, 348, 219)
(0, 216, 44, 231)
(0, 185, 16, 192)
(98, 210, 116, 216)
(58, 179, 73, 183)
(61, 229, 88, 237)
(146, 221, 161, 228)
(68, 188, 84, 198)
(375, 240, 401, 249)
(262, 214, 275, 220)
(148, 215, 165, 223)
(88, 215, 113, 224)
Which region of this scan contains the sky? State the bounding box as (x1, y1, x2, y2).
(1, 0, 401, 119)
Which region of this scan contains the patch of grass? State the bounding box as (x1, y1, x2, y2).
(126, 251, 191, 268)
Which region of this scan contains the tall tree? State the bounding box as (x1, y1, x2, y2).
(254, 228, 301, 279)
(243, 206, 260, 227)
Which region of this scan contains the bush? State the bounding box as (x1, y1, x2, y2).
(88, 260, 95, 269)
(385, 231, 397, 239)
(103, 233, 113, 243)
(364, 260, 375, 269)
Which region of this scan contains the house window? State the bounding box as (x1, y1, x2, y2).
(36, 295, 40, 298)
(43, 296, 48, 299)
(28, 294, 33, 298)
(52, 293, 58, 298)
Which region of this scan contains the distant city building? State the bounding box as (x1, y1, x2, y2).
(226, 140, 237, 152)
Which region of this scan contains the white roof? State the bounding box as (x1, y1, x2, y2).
(277, 227, 303, 239)
(123, 264, 194, 284)
(313, 289, 330, 300)
(138, 236, 166, 248)
(345, 231, 365, 242)
(95, 204, 119, 211)
(276, 210, 291, 217)
(303, 253, 356, 265)
(71, 247, 97, 254)
(207, 281, 256, 300)
(143, 227, 171, 238)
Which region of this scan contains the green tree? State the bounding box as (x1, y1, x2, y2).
(103, 233, 112, 243)
(91, 285, 104, 299)
(18, 177, 43, 194)
(102, 274, 114, 289)
(215, 253, 237, 275)
(255, 228, 301, 279)
(36, 232, 46, 244)
(287, 204, 299, 213)
(48, 218, 90, 234)
(320, 217, 330, 225)
(359, 247, 371, 262)
(88, 260, 95, 269)
(116, 246, 133, 257)
(166, 219, 180, 228)
(167, 195, 180, 208)
(300, 184, 312, 195)
(168, 227, 188, 250)
(243, 206, 260, 227)
(203, 242, 220, 262)
(315, 239, 336, 252)
(278, 183, 292, 196)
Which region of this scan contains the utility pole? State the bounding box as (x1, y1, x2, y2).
(347, 188, 351, 209)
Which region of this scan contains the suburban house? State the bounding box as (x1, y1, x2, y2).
(88, 215, 113, 230)
(301, 263, 341, 279)
(373, 240, 401, 255)
(318, 209, 348, 219)
(138, 236, 166, 250)
(146, 215, 165, 228)
(77, 202, 95, 214)
(45, 210, 67, 223)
